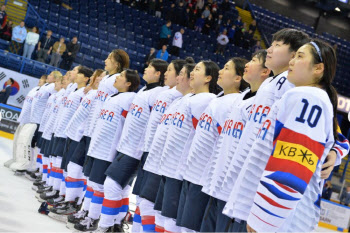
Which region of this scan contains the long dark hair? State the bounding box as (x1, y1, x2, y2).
(150, 59, 168, 86)
(201, 60, 220, 94)
(124, 69, 141, 92)
(308, 39, 338, 140)
(111, 49, 130, 73)
(229, 57, 249, 91)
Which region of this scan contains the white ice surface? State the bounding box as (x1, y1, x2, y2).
(0, 136, 338, 232)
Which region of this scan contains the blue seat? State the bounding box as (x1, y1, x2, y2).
(89, 27, 99, 36)
(69, 20, 79, 31)
(68, 29, 79, 40)
(75, 52, 84, 64)
(89, 18, 99, 28)
(135, 35, 143, 44)
(98, 22, 108, 32)
(58, 25, 69, 37)
(101, 50, 109, 60)
(80, 43, 91, 55)
(89, 36, 99, 48)
(60, 8, 69, 17)
(83, 55, 94, 68)
(7, 54, 22, 71)
(144, 38, 152, 47)
(126, 41, 136, 50)
(117, 37, 126, 48)
(70, 11, 79, 21)
(0, 50, 8, 67)
(99, 30, 108, 41)
(79, 32, 89, 44)
(39, 9, 49, 19)
(79, 24, 89, 34)
(126, 31, 135, 41)
(33, 63, 48, 78)
(0, 39, 9, 50)
(93, 59, 105, 70)
(48, 22, 59, 34)
(80, 15, 89, 25)
(22, 59, 34, 75)
(59, 16, 69, 26)
(91, 47, 102, 59)
(136, 44, 145, 54)
(25, 15, 37, 28)
(117, 28, 126, 37)
(99, 41, 109, 51)
(108, 34, 118, 44)
(108, 25, 117, 34)
(108, 43, 118, 51)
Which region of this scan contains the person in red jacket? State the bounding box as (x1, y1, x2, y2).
(0, 5, 7, 29)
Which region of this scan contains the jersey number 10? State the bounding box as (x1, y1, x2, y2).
(295, 99, 322, 128)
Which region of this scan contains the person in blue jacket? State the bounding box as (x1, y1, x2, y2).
(156, 45, 169, 61)
(9, 21, 27, 54)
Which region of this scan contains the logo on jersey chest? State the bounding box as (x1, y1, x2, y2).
(130, 103, 143, 118)
(35, 92, 43, 99)
(99, 108, 115, 122)
(248, 104, 271, 124)
(65, 99, 73, 108)
(257, 119, 271, 140)
(153, 100, 167, 113)
(81, 99, 91, 108)
(198, 112, 212, 131)
(96, 91, 109, 102)
(173, 111, 185, 128)
(53, 105, 59, 113)
(26, 96, 33, 103)
(222, 119, 244, 139)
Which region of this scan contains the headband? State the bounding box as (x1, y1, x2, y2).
(310, 42, 323, 62)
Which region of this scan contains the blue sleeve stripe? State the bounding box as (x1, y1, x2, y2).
(254, 202, 285, 219)
(260, 180, 300, 201)
(265, 171, 307, 194)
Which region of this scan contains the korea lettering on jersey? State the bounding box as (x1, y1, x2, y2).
(65, 90, 97, 142)
(200, 93, 255, 201)
(183, 93, 243, 185)
(88, 92, 136, 162)
(86, 74, 119, 138)
(246, 87, 334, 232)
(17, 86, 40, 125)
(54, 87, 86, 139)
(30, 83, 56, 124)
(117, 86, 169, 160)
(142, 87, 182, 152)
(38, 92, 58, 133)
(41, 89, 65, 140)
(159, 93, 216, 180)
(143, 94, 192, 175)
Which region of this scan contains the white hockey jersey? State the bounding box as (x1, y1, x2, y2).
(201, 91, 256, 201)
(17, 86, 40, 125)
(88, 92, 136, 162)
(84, 74, 119, 138)
(65, 90, 97, 142)
(38, 92, 59, 133)
(245, 87, 334, 232)
(54, 87, 85, 139)
(30, 83, 56, 124)
(144, 94, 192, 175)
(182, 92, 243, 185)
(159, 93, 216, 180)
(142, 87, 182, 152)
(41, 88, 65, 140)
(117, 85, 169, 160)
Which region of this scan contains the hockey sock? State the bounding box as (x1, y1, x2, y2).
(140, 199, 156, 232)
(155, 211, 165, 232)
(88, 182, 104, 220)
(65, 162, 86, 202)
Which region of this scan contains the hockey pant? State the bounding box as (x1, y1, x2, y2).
(132, 196, 143, 233)
(10, 123, 37, 171)
(99, 176, 131, 228)
(65, 161, 87, 203)
(3, 124, 23, 167)
(200, 197, 232, 232)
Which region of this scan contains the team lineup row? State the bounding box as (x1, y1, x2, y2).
(4, 28, 350, 233)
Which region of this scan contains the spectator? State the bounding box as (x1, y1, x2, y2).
(228, 24, 236, 43)
(0, 20, 12, 41)
(215, 29, 229, 55)
(9, 21, 27, 55)
(22, 26, 40, 59)
(249, 19, 257, 33)
(167, 3, 176, 22)
(243, 29, 254, 49)
(183, 7, 192, 28)
(234, 15, 243, 28)
(171, 28, 184, 57)
(0, 5, 7, 29)
(50, 37, 66, 67)
(196, 0, 204, 10)
(148, 0, 156, 15)
(252, 40, 262, 52)
(220, 0, 230, 14)
(158, 20, 171, 49)
(59, 36, 80, 70)
(0, 78, 13, 104)
(215, 14, 224, 33)
(36, 30, 54, 63)
(202, 6, 210, 18)
(144, 47, 156, 69)
(340, 186, 350, 206)
(176, 1, 186, 25)
(156, 45, 169, 61)
(203, 13, 214, 35)
(322, 181, 333, 200)
(155, 0, 163, 18)
(195, 15, 205, 32)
